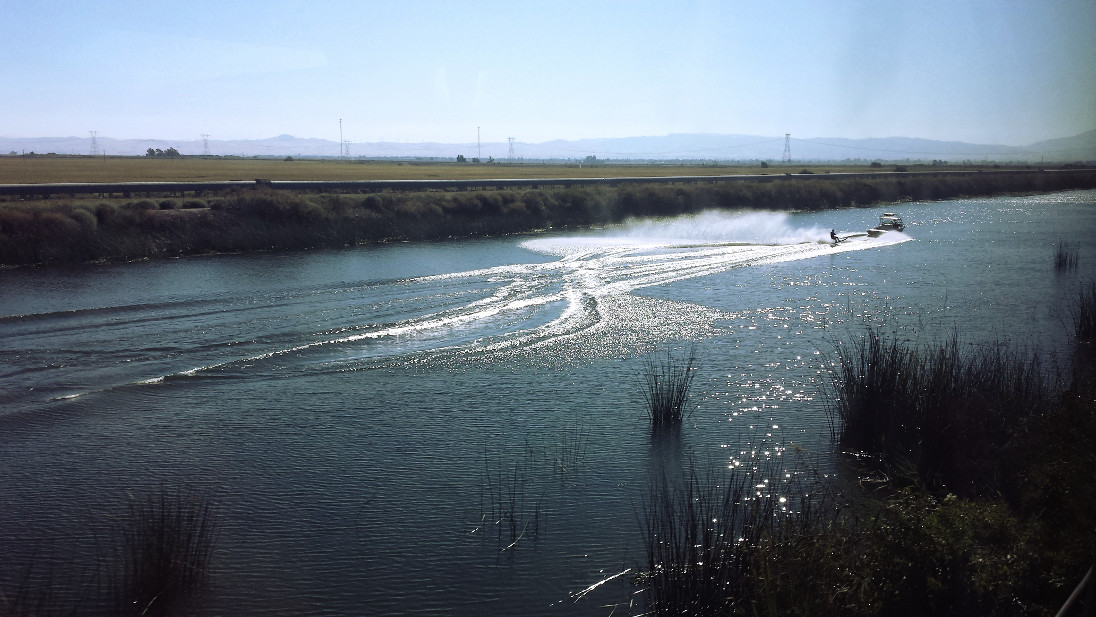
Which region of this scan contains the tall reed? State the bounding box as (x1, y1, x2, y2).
(641, 349, 698, 431)
(1075, 280, 1096, 346)
(110, 487, 219, 617)
(828, 329, 1054, 496)
(479, 441, 542, 549)
(1055, 241, 1079, 271)
(637, 457, 824, 616)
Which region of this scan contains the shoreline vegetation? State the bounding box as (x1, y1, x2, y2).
(638, 283, 1096, 616)
(1, 164, 1094, 267)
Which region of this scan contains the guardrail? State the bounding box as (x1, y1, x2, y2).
(1055, 564, 1093, 617)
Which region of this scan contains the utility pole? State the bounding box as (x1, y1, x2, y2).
(477, 126, 481, 161)
(339, 119, 344, 158)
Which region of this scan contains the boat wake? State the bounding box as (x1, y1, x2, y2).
(163, 211, 907, 374)
(5, 211, 910, 407)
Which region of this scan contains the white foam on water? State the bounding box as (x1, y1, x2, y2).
(131, 211, 911, 377)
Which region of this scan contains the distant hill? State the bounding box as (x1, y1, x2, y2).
(2, 130, 1093, 163)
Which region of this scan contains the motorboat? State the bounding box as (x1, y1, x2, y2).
(867, 212, 905, 237)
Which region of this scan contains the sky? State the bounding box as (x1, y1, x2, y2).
(2, 0, 1094, 147)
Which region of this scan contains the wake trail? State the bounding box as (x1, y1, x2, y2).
(41, 213, 911, 397)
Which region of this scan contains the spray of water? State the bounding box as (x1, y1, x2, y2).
(89, 211, 908, 388)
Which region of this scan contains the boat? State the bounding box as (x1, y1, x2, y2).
(867, 212, 905, 237)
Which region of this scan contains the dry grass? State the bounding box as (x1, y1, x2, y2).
(0, 156, 1027, 185)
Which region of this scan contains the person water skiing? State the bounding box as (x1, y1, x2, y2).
(830, 229, 839, 243)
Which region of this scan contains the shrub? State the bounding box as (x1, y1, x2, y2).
(158, 199, 179, 210)
(126, 200, 157, 211)
(68, 207, 97, 230)
(181, 199, 207, 209)
(94, 203, 119, 225)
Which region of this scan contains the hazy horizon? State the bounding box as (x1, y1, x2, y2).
(4, 1, 1095, 147)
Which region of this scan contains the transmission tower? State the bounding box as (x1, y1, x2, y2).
(782, 133, 791, 164)
(339, 119, 344, 158)
(89, 131, 99, 156)
(507, 137, 515, 161)
(201, 134, 210, 156)
(342, 140, 351, 158)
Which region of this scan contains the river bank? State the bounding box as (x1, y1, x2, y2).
(2, 169, 1094, 266)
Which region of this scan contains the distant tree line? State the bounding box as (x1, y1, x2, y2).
(145, 147, 181, 158)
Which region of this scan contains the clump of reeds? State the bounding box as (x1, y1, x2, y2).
(111, 487, 219, 617)
(0, 557, 93, 617)
(479, 442, 542, 550)
(1076, 280, 1096, 346)
(639, 466, 753, 614)
(553, 418, 589, 480)
(636, 458, 823, 616)
(641, 349, 698, 431)
(828, 329, 1055, 496)
(1055, 241, 1079, 271)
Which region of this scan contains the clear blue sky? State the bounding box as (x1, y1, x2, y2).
(3, 0, 1094, 146)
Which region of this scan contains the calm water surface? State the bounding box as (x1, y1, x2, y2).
(1, 191, 1093, 615)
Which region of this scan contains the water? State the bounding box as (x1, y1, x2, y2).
(1, 191, 1093, 615)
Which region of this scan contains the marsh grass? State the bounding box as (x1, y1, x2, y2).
(1056, 241, 1080, 271)
(1, 487, 219, 617)
(636, 456, 828, 616)
(552, 418, 589, 481)
(828, 329, 1056, 496)
(1075, 280, 1096, 347)
(479, 441, 544, 550)
(110, 487, 218, 617)
(641, 348, 699, 431)
(0, 555, 92, 617)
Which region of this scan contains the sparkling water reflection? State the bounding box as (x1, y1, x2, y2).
(0, 192, 1093, 615)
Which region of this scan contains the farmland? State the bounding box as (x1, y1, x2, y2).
(0, 155, 1042, 185)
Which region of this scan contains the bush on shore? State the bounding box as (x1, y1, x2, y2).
(2, 170, 1095, 266)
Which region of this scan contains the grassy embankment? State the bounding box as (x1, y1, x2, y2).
(2, 160, 1095, 266)
(636, 282, 1096, 616)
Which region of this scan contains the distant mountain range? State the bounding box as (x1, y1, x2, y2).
(3, 130, 1094, 163)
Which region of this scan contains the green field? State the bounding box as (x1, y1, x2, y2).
(0, 155, 1035, 184)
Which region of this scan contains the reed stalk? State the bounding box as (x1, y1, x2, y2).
(641, 349, 698, 431)
(828, 329, 1055, 496)
(110, 487, 218, 617)
(1055, 241, 1079, 271)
